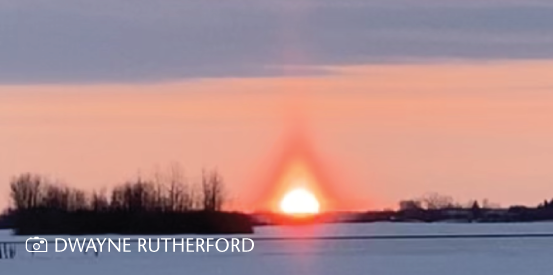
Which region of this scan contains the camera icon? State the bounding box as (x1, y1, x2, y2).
(26, 237, 48, 252)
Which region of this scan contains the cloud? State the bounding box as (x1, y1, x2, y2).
(1, 0, 553, 83)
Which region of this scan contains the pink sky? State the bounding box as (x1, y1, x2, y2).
(2, 60, 553, 211)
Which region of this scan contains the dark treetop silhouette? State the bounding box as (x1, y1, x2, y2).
(4, 170, 253, 235)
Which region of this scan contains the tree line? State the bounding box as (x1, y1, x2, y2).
(9, 167, 225, 213)
(365, 193, 553, 223)
(4, 167, 253, 235)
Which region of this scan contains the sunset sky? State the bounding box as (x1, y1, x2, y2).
(2, 0, 553, 211)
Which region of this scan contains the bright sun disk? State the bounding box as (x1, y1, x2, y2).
(280, 188, 320, 214)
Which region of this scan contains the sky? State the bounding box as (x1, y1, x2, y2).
(2, 0, 553, 211)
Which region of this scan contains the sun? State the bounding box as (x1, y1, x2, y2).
(279, 188, 320, 215)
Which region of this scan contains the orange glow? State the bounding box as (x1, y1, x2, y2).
(280, 188, 320, 214)
(251, 125, 349, 213)
(5, 60, 553, 211)
(267, 155, 329, 213)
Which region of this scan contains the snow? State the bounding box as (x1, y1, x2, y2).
(2, 223, 553, 275)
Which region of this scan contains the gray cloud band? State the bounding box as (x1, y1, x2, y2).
(1, 0, 553, 83)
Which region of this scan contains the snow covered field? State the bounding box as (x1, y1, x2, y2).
(3, 222, 553, 275)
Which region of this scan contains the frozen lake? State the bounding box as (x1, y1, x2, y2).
(3, 222, 553, 275)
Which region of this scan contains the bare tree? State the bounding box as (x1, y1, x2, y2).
(152, 169, 166, 211)
(67, 188, 88, 211)
(421, 193, 454, 210)
(201, 169, 225, 212)
(150, 164, 195, 212)
(9, 173, 44, 210)
(43, 184, 69, 210)
(126, 179, 156, 212)
(189, 182, 202, 211)
(91, 189, 109, 211)
(110, 185, 125, 211)
(110, 178, 155, 212)
(167, 164, 186, 212)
